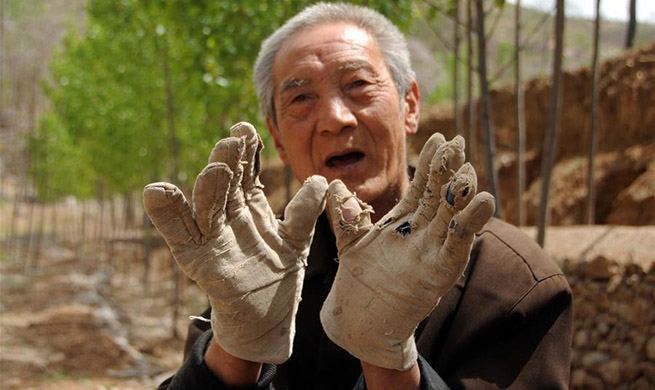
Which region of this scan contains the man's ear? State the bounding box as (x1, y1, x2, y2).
(265, 117, 289, 165)
(403, 80, 420, 136)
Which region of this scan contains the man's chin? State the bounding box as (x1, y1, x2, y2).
(335, 178, 378, 205)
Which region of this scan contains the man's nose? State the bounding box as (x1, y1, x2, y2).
(318, 95, 357, 135)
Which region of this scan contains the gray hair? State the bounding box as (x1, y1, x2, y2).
(254, 2, 415, 126)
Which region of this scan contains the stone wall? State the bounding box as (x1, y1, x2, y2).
(521, 225, 655, 389)
(564, 257, 655, 389)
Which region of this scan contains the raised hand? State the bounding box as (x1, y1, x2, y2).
(320, 133, 495, 371)
(143, 122, 328, 364)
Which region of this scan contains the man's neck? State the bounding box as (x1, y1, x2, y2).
(369, 174, 411, 223)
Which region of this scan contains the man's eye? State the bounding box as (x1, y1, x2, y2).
(292, 94, 308, 103)
(351, 79, 368, 88)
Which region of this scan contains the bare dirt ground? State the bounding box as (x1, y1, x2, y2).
(1, 222, 653, 389)
(0, 235, 208, 390)
(521, 225, 655, 270)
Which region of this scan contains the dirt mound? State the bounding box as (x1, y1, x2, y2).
(413, 43, 655, 225)
(606, 158, 655, 225)
(0, 255, 148, 382)
(14, 304, 141, 375)
(515, 143, 654, 225)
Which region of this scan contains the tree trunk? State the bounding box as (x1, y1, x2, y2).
(162, 35, 178, 183)
(123, 192, 134, 229)
(537, 0, 565, 247)
(24, 71, 39, 271)
(81, 200, 87, 247)
(453, 0, 462, 137)
(515, 0, 526, 226)
(108, 196, 116, 287)
(587, 0, 601, 225)
(97, 183, 105, 247)
(31, 202, 45, 270)
(172, 255, 182, 339)
(63, 201, 70, 246)
(23, 191, 36, 272)
(0, 0, 5, 111)
(50, 202, 58, 244)
(0, 166, 5, 245)
(160, 30, 182, 339)
(67, 201, 76, 246)
(475, 0, 502, 218)
(142, 212, 152, 297)
(466, 0, 476, 163)
(624, 0, 637, 49)
(8, 186, 22, 265)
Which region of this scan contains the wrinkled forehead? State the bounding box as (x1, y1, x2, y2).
(274, 23, 382, 72)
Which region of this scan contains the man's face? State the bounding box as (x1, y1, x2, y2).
(266, 23, 419, 211)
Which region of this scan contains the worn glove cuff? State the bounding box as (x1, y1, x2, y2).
(209, 266, 305, 364)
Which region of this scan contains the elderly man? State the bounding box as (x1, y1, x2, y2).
(145, 3, 572, 390)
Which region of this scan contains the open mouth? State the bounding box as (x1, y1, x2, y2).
(326, 151, 365, 169)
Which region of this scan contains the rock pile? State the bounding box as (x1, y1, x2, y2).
(563, 257, 655, 389)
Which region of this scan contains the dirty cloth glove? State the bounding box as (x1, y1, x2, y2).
(143, 122, 328, 364)
(320, 133, 496, 371)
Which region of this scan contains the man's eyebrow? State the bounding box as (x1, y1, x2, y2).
(279, 78, 310, 93)
(278, 61, 376, 93)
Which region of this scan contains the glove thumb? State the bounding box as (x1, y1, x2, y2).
(143, 182, 200, 246)
(278, 175, 329, 251)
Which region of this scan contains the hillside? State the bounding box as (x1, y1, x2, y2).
(409, 2, 655, 103)
(414, 43, 655, 226)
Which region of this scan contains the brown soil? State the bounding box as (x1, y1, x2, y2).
(412, 43, 655, 226)
(0, 239, 205, 389)
(2, 224, 652, 389)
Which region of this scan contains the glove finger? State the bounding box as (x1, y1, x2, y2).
(143, 182, 201, 246)
(435, 191, 495, 293)
(230, 122, 264, 193)
(428, 163, 478, 246)
(390, 132, 445, 220)
(209, 137, 246, 218)
(192, 163, 233, 237)
(410, 136, 466, 228)
(230, 124, 276, 240)
(327, 180, 373, 251)
(428, 135, 466, 192)
(278, 175, 329, 252)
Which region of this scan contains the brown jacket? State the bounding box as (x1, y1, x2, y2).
(161, 216, 572, 389)
(416, 218, 572, 388)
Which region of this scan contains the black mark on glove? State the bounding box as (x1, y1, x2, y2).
(446, 184, 455, 206)
(396, 221, 412, 236)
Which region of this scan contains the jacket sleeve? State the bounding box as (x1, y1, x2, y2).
(420, 219, 574, 390)
(500, 274, 573, 388)
(447, 274, 573, 390)
(159, 330, 277, 390)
